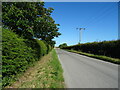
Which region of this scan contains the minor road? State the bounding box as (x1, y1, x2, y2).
(56, 49, 118, 88)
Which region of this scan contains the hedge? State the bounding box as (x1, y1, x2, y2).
(62, 40, 120, 59)
(43, 41, 52, 54)
(36, 39, 47, 57)
(2, 29, 52, 87)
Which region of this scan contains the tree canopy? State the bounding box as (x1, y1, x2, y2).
(59, 43, 67, 48)
(2, 2, 61, 46)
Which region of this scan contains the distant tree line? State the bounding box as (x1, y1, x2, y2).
(59, 43, 67, 48)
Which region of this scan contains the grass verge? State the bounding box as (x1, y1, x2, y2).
(6, 49, 64, 88)
(64, 49, 120, 64)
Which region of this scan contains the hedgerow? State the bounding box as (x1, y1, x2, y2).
(62, 40, 120, 59)
(2, 29, 52, 87)
(36, 39, 47, 57)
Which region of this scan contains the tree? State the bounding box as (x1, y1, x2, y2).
(2, 2, 61, 45)
(33, 7, 61, 43)
(59, 43, 67, 48)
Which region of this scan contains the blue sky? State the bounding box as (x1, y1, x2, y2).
(45, 2, 118, 46)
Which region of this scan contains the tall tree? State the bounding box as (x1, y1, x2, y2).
(2, 2, 61, 45)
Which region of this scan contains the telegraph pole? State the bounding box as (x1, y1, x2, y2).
(76, 28, 85, 44)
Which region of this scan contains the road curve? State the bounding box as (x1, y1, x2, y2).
(56, 49, 118, 88)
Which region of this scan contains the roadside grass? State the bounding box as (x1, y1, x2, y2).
(6, 49, 64, 88)
(65, 49, 120, 64)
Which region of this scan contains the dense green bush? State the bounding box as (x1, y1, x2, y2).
(36, 39, 47, 57)
(48, 45, 52, 52)
(2, 29, 52, 87)
(42, 41, 51, 54)
(62, 40, 120, 59)
(24, 39, 41, 60)
(2, 29, 35, 86)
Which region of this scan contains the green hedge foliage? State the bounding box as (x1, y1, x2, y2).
(36, 39, 47, 57)
(43, 41, 52, 54)
(2, 29, 52, 87)
(62, 40, 120, 59)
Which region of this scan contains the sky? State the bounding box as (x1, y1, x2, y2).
(44, 0, 119, 2)
(2, 0, 120, 2)
(44, 2, 118, 47)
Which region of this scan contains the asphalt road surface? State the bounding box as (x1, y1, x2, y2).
(56, 49, 118, 88)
